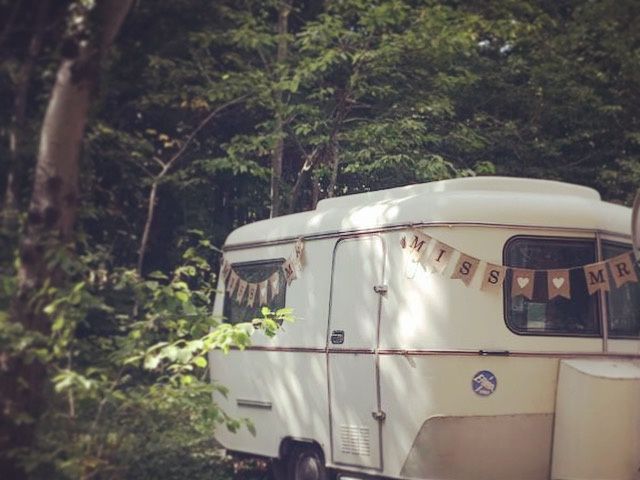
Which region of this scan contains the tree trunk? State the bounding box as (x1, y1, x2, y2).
(289, 146, 319, 212)
(0, 2, 133, 477)
(326, 133, 340, 198)
(2, 0, 50, 228)
(326, 91, 348, 199)
(0, 0, 23, 51)
(269, 0, 292, 218)
(311, 171, 321, 209)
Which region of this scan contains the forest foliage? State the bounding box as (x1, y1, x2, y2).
(1, 0, 640, 478)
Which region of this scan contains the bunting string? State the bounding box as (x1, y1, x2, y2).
(222, 229, 639, 307)
(401, 229, 640, 300)
(222, 237, 305, 307)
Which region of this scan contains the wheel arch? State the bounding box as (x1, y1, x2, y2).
(279, 436, 327, 463)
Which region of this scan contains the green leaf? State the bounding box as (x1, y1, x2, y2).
(144, 355, 161, 370)
(52, 315, 65, 332)
(175, 291, 189, 303)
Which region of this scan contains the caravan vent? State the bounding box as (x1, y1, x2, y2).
(339, 425, 371, 457)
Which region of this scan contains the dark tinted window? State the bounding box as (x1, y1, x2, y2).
(603, 242, 640, 338)
(223, 259, 286, 324)
(504, 237, 599, 336)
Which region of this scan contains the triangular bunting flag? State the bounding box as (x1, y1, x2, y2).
(226, 271, 239, 296)
(269, 272, 280, 300)
(259, 280, 268, 305)
(221, 260, 232, 281)
(236, 279, 248, 303)
(547, 269, 571, 299)
(511, 268, 535, 299)
(426, 241, 455, 274)
(283, 258, 297, 285)
(246, 283, 258, 307)
(450, 253, 480, 286)
(584, 261, 610, 295)
(481, 263, 506, 293)
(407, 230, 431, 262)
(607, 252, 639, 288)
(294, 238, 305, 270)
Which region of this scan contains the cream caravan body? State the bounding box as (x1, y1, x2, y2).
(209, 177, 640, 480)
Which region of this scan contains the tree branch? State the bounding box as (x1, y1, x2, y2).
(136, 94, 248, 275)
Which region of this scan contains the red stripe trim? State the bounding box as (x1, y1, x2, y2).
(225, 345, 640, 359)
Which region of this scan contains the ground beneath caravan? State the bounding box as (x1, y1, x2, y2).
(127, 440, 269, 480)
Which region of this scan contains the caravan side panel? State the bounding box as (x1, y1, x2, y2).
(210, 239, 334, 458)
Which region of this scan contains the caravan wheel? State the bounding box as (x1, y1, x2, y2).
(287, 444, 327, 480)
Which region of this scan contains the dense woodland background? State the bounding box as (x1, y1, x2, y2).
(0, 0, 639, 478)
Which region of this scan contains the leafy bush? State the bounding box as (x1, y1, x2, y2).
(0, 232, 292, 479)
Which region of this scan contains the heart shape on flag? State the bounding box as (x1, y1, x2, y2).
(552, 277, 565, 289)
(517, 277, 530, 289)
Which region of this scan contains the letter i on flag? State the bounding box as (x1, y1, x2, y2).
(426, 241, 454, 274)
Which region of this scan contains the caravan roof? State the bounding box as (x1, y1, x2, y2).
(224, 177, 630, 248)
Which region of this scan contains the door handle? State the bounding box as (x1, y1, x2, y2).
(372, 410, 386, 421)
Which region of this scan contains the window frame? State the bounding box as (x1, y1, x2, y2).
(222, 257, 287, 325)
(502, 234, 601, 338)
(602, 239, 640, 340)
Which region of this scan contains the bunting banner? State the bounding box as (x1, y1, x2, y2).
(451, 253, 481, 286)
(221, 260, 232, 281)
(294, 237, 305, 270)
(221, 239, 305, 307)
(226, 271, 239, 295)
(426, 241, 455, 274)
(282, 258, 297, 285)
(511, 268, 535, 300)
(398, 229, 639, 300)
(584, 261, 610, 295)
(407, 230, 431, 262)
(258, 280, 269, 306)
(481, 263, 506, 294)
(236, 279, 248, 303)
(608, 252, 638, 288)
(547, 269, 571, 299)
(246, 283, 258, 307)
(269, 272, 280, 300)
(222, 230, 640, 308)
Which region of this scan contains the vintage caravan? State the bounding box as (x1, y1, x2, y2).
(209, 177, 640, 480)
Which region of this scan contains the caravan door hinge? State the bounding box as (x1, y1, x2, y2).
(371, 410, 386, 422)
(373, 285, 388, 294)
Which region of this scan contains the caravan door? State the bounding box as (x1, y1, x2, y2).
(327, 236, 385, 470)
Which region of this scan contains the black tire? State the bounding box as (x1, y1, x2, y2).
(287, 444, 328, 480)
(270, 457, 287, 480)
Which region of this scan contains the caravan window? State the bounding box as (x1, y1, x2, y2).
(223, 259, 286, 324)
(504, 236, 600, 336)
(603, 241, 640, 338)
